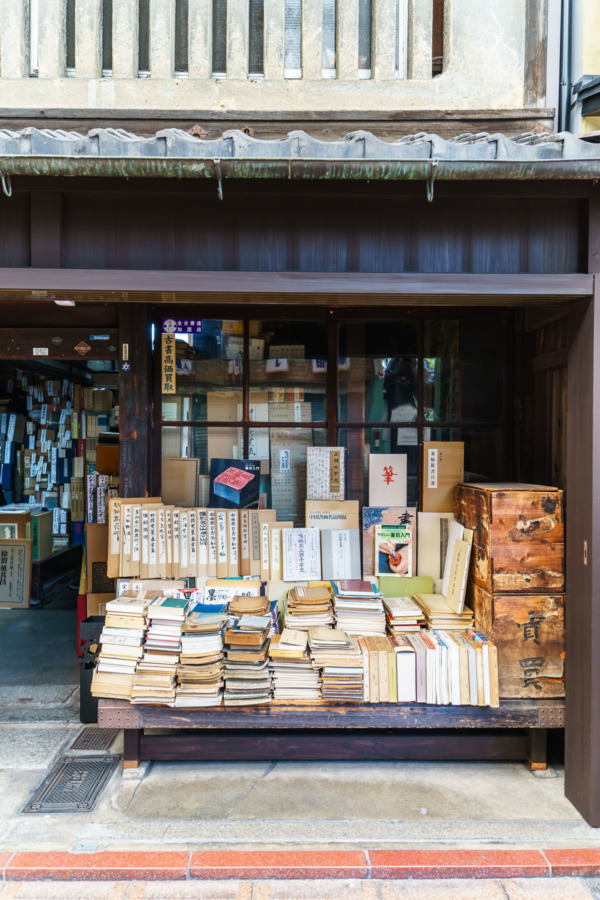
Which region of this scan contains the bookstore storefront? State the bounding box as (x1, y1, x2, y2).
(0, 128, 599, 824)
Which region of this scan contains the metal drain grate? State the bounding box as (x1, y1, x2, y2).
(22, 755, 120, 814)
(589, 880, 600, 897)
(70, 727, 118, 752)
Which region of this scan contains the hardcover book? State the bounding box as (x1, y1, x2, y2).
(362, 507, 417, 578)
(374, 523, 413, 578)
(368, 454, 407, 507)
(209, 458, 261, 510)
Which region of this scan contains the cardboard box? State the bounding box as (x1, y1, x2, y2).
(162, 457, 199, 508)
(96, 443, 119, 476)
(0, 509, 30, 540)
(421, 441, 464, 512)
(85, 523, 116, 594)
(86, 592, 114, 616)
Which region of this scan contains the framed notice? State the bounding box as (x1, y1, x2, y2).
(0, 539, 32, 609)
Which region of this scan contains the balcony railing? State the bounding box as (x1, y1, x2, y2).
(0, 0, 437, 83)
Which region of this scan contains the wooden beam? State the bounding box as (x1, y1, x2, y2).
(0, 270, 592, 304)
(0, 327, 118, 359)
(565, 185, 600, 826)
(118, 303, 152, 499)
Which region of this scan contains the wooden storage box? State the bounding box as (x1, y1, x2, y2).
(454, 483, 564, 593)
(466, 582, 565, 698)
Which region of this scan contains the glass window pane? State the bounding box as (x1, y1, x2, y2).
(102, 0, 113, 74)
(426, 426, 508, 482)
(249, 0, 264, 75)
(338, 427, 418, 508)
(66, 0, 75, 75)
(212, 0, 227, 76)
(423, 319, 506, 422)
(285, 0, 302, 77)
(322, 0, 336, 77)
(358, 0, 371, 76)
(249, 321, 328, 424)
(250, 426, 327, 524)
(175, 0, 189, 75)
(160, 320, 243, 423)
(338, 321, 418, 424)
(138, 0, 150, 75)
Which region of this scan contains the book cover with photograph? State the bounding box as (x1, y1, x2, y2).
(362, 507, 417, 578)
(209, 458, 261, 510)
(374, 523, 413, 578)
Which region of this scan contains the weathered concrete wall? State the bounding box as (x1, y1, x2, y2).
(0, 0, 537, 114)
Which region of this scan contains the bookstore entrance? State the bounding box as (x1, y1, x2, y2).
(0, 307, 119, 717)
(0, 160, 599, 825)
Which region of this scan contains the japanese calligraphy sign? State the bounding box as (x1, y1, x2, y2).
(161, 334, 176, 395)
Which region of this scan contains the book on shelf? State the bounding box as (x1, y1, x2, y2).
(368, 454, 408, 508)
(320, 528, 361, 581)
(282, 527, 322, 581)
(306, 447, 346, 502)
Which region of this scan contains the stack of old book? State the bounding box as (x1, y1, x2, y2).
(414, 593, 474, 631)
(308, 627, 364, 701)
(223, 614, 272, 706)
(383, 596, 426, 634)
(284, 585, 334, 631)
(131, 649, 179, 706)
(92, 592, 150, 700)
(175, 608, 229, 708)
(332, 580, 386, 635)
(268, 628, 322, 701)
(145, 596, 188, 653)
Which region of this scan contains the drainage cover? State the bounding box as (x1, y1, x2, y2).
(70, 727, 118, 752)
(22, 755, 120, 813)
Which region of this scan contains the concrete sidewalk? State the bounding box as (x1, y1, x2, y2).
(0, 878, 600, 898)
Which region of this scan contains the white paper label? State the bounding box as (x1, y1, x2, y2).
(427, 448, 438, 489)
(279, 449, 291, 474)
(33, 348, 48, 356)
(266, 359, 289, 373)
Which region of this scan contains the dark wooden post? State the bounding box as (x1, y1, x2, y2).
(565, 186, 600, 825)
(118, 303, 152, 498)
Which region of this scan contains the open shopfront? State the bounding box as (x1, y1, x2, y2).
(0, 147, 598, 822)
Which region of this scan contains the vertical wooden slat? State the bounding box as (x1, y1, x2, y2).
(302, 0, 322, 80)
(565, 185, 600, 826)
(0, 0, 28, 77)
(37, 0, 66, 77)
(338, 0, 359, 79)
(75, 0, 103, 78)
(188, 0, 211, 79)
(150, 0, 175, 77)
(407, 0, 432, 79)
(112, 0, 138, 78)
(119, 303, 153, 500)
(373, 0, 397, 80)
(264, 0, 285, 79)
(226, 0, 249, 79)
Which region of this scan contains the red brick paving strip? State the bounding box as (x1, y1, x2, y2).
(5, 852, 190, 881)
(369, 849, 550, 879)
(544, 848, 600, 876)
(189, 851, 369, 879)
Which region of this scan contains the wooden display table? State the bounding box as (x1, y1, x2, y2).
(98, 698, 564, 771)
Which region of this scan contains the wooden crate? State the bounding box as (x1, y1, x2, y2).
(454, 482, 564, 593)
(467, 581, 565, 699)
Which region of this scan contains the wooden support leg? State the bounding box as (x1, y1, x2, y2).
(527, 728, 547, 771)
(123, 728, 141, 769)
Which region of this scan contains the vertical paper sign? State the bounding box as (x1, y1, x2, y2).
(161, 334, 176, 394)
